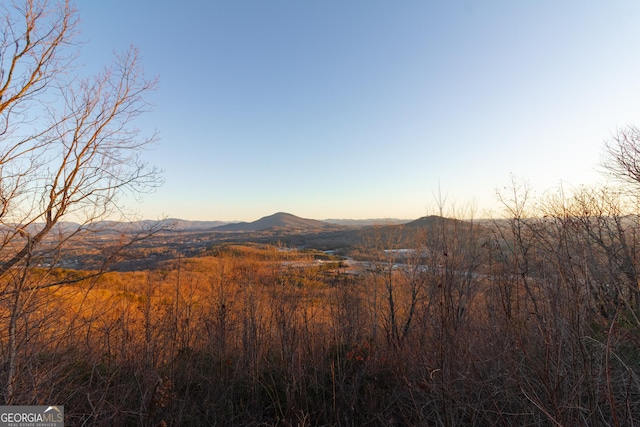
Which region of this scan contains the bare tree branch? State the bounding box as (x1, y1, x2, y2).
(0, 1, 160, 404)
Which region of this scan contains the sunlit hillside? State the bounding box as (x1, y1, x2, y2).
(6, 204, 640, 425)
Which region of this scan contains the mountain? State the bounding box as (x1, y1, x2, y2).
(323, 218, 411, 227)
(9, 218, 233, 237)
(212, 212, 337, 232)
(404, 215, 469, 229)
(168, 219, 231, 231)
(99, 218, 230, 231)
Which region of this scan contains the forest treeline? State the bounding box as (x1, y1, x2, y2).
(4, 184, 640, 426)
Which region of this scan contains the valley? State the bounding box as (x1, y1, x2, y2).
(58, 212, 411, 271)
(5, 209, 640, 426)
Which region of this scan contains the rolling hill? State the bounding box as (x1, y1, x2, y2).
(212, 212, 339, 232)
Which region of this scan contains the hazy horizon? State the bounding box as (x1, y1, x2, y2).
(79, 2, 640, 222)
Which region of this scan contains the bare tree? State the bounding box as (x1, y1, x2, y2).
(0, 0, 160, 404)
(603, 126, 640, 187)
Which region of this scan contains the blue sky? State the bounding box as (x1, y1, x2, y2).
(78, 1, 640, 221)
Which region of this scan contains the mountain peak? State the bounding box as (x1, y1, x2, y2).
(263, 212, 297, 219)
(213, 212, 335, 232)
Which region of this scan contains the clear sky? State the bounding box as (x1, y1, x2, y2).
(77, 1, 640, 221)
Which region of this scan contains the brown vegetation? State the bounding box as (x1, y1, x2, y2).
(5, 199, 640, 426)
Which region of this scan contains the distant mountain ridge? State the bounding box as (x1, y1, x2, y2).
(9, 214, 414, 235)
(169, 219, 231, 230)
(323, 218, 410, 227)
(212, 212, 336, 232)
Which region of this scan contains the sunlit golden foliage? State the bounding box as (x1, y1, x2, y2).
(3, 226, 640, 426)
